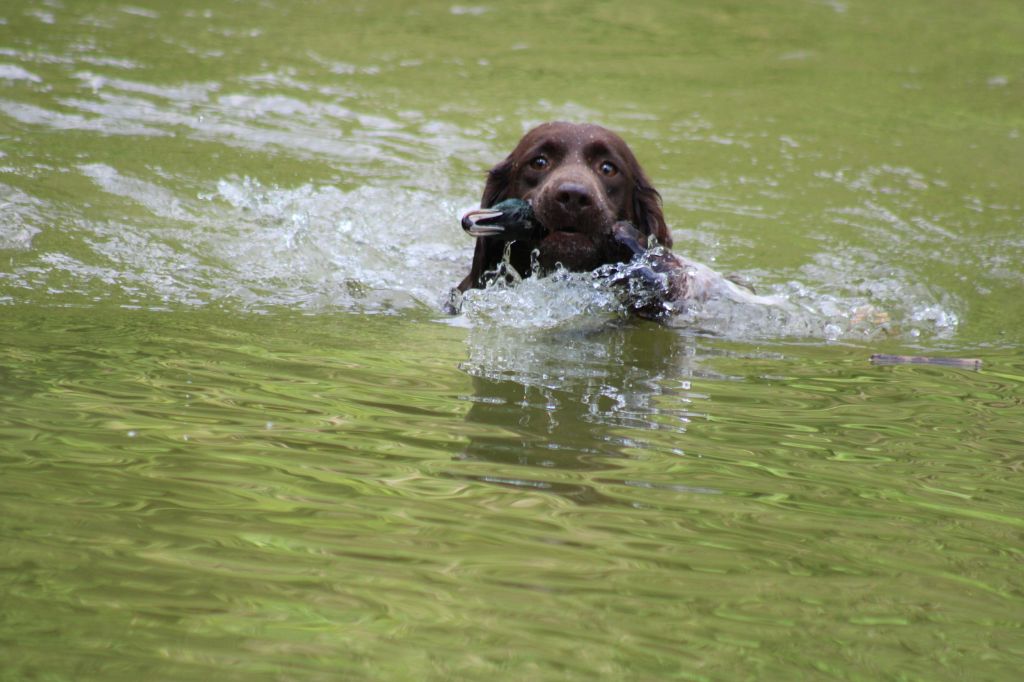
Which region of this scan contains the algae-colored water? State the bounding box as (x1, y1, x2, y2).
(2, 1, 1022, 680)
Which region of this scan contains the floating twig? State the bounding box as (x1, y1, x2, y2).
(870, 354, 982, 370)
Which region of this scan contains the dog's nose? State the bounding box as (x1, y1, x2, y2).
(555, 182, 593, 211)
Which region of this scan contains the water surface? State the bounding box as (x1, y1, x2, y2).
(2, 1, 1022, 680)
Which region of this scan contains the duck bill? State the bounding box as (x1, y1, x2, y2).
(461, 208, 506, 236)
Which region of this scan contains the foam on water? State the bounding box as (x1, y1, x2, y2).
(458, 270, 622, 331)
(0, 184, 44, 251)
(453, 250, 959, 344)
(205, 177, 467, 312)
(452, 256, 962, 399)
(68, 166, 469, 312)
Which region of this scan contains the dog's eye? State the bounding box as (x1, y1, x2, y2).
(528, 156, 549, 171)
(599, 161, 618, 177)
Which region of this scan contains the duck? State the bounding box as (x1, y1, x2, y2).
(461, 199, 546, 242)
(459, 203, 773, 320)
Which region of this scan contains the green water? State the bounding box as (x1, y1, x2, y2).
(2, 1, 1022, 680)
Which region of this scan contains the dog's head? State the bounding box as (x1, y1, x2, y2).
(457, 122, 670, 291)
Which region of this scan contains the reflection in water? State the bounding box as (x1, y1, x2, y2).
(456, 318, 727, 503)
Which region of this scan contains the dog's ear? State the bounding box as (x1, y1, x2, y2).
(633, 174, 672, 248)
(456, 237, 494, 292)
(481, 156, 514, 208)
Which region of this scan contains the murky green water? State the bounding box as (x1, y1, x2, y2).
(2, 1, 1022, 680)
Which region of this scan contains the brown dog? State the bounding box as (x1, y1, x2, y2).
(455, 122, 671, 292)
